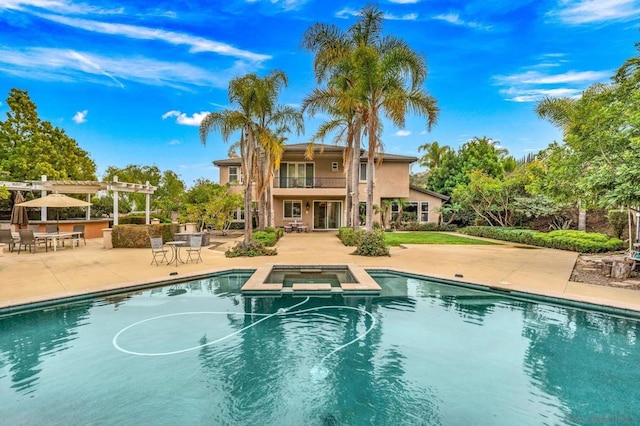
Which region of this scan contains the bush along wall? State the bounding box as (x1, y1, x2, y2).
(460, 226, 624, 253)
(112, 224, 177, 248)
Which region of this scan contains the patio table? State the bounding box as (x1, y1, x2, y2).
(33, 232, 83, 252)
(165, 241, 187, 267)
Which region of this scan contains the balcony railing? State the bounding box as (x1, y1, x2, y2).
(274, 177, 346, 189)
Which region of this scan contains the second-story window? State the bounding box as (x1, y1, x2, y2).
(359, 163, 367, 181)
(229, 166, 242, 184)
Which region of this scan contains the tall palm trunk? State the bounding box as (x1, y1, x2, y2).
(242, 128, 255, 247)
(345, 146, 353, 228)
(365, 108, 378, 232)
(351, 108, 363, 230)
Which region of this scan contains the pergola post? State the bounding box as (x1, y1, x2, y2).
(86, 193, 91, 220)
(41, 175, 48, 222)
(145, 181, 150, 225)
(113, 175, 119, 226)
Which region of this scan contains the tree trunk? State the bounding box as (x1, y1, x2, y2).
(266, 185, 273, 227)
(366, 149, 375, 232)
(351, 110, 363, 230)
(242, 129, 254, 247)
(578, 200, 586, 231)
(345, 148, 353, 228)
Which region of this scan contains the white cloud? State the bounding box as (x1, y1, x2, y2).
(168, 139, 181, 145)
(432, 12, 492, 30)
(336, 7, 418, 21)
(162, 110, 210, 126)
(493, 68, 612, 102)
(335, 7, 359, 19)
(0, 47, 239, 89)
(73, 109, 88, 123)
(419, 130, 428, 135)
(548, 0, 640, 24)
(389, 0, 419, 3)
(385, 12, 418, 21)
(395, 130, 411, 136)
(33, 13, 271, 62)
(0, 0, 124, 15)
(495, 70, 611, 85)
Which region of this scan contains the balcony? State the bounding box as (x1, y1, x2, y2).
(274, 177, 346, 189)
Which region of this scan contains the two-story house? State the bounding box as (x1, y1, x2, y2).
(213, 143, 449, 231)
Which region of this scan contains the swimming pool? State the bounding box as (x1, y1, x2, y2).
(1, 270, 639, 425)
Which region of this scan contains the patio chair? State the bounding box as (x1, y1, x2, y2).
(185, 235, 203, 264)
(0, 229, 16, 253)
(72, 225, 86, 246)
(16, 230, 46, 254)
(150, 237, 169, 266)
(46, 224, 59, 233)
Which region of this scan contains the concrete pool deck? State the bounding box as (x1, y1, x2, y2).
(1, 231, 640, 312)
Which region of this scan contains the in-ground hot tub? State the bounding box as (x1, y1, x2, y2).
(241, 264, 381, 295)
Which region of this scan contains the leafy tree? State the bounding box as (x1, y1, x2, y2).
(427, 136, 509, 196)
(181, 179, 242, 233)
(0, 88, 96, 180)
(154, 170, 186, 218)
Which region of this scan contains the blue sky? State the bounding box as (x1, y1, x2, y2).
(1, 0, 639, 187)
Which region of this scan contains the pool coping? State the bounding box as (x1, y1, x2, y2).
(3, 266, 640, 321)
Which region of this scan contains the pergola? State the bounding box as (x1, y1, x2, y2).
(1, 175, 157, 225)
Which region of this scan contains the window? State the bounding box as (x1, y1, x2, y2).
(280, 163, 314, 188)
(283, 200, 302, 219)
(420, 202, 430, 222)
(403, 202, 418, 222)
(391, 202, 400, 222)
(359, 163, 367, 181)
(228, 167, 241, 184)
(232, 208, 244, 222)
(332, 162, 339, 172)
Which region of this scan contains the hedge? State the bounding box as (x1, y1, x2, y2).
(459, 226, 624, 253)
(112, 224, 178, 248)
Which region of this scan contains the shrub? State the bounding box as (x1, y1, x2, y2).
(460, 226, 624, 253)
(352, 230, 390, 256)
(253, 230, 277, 247)
(225, 241, 277, 257)
(338, 227, 365, 246)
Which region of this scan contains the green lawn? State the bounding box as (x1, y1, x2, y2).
(384, 231, 500, 246)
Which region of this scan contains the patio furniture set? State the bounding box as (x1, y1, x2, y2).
(150, 235, 203, 267)
(0, 225, 86, 254)
(283, 221, 308, 233)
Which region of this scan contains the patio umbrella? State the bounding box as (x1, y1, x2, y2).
(10, 191, 29, 230)
(17, 193, 91, 228)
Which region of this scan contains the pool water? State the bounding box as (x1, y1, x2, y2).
(1, 271, 639, 425)
(282, 274, 341, 287)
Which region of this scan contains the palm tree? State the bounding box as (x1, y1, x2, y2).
(354, 6, 439, 231)
(301, 86, 361, 228)
(301, 20, 367, 230)
(200, 71, 302, 245)
(418, 141, 450, 170)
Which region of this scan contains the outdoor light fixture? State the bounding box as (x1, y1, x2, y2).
(306, 202, 310, 211)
